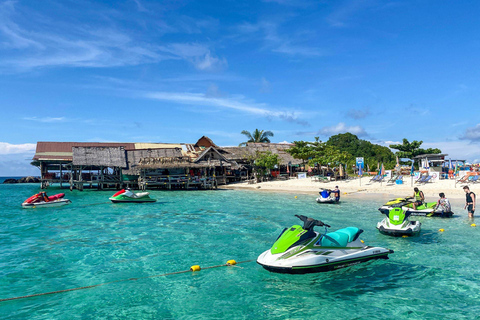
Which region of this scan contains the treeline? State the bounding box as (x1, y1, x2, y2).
(286, 133, 441, 172)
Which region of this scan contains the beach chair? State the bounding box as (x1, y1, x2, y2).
(415, 176, 424, 183)
(387, 174, 398, 183)
(468, 175, 479, 184)
(369, 175, 380, 182)
(420, 175, 432, 184)
(457, 175, 469, 183)
(376, 175, 385, 183)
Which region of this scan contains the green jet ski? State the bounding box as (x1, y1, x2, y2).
(378, 197, 453, 217)
(257, 215, 393, 274)
(109, 189, 156, 203)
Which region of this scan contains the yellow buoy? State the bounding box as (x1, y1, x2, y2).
(190, 265, 201, 272)
(295, 196, 297, 199)
(471, 223, 476, 227)
(439, 229, 445, 232)
(402, 235, 408, 238)
(360, 240, 364, 243)
(226, 260, 237, 265)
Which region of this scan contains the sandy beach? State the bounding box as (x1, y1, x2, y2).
(223, 176, 475, 203)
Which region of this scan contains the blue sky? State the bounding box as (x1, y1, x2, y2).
(1, 0, 480, 175)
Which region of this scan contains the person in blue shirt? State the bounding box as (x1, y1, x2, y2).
(333, 186, 340, 202)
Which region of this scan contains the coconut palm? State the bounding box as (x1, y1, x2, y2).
(239, 129, 274, 146)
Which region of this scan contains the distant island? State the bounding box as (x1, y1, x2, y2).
(2, 176, 40, 184)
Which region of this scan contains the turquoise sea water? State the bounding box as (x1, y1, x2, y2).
(1, 184, 479, 319)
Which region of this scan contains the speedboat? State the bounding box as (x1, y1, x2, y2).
(257, 215, 393, 274)
(22, 192, 71, 209)
(109, 189, 156, 203)
(377, 208, 421, 237)
(316, 189, 339, 204)
(378, 197, 453, 217)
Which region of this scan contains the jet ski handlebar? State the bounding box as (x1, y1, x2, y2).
(295, 214, 331, 230)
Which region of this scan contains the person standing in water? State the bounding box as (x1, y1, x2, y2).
(412, 187, 425, 210)
(434, 193, 451, 217)
(463, 186, 476, 218)
(333, 186, 340, 202)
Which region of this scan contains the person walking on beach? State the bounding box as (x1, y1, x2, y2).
(463, 186, 476, 218)
(412, 187, 424, 210)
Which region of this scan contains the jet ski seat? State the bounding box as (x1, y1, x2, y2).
(318, 227, 363, 247)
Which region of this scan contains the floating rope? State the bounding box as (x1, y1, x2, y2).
(0, 260, 253, 303)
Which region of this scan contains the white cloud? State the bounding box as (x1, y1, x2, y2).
(144, 91, 308, 125)
(460, 124, 480, 142)
(23, 116, 66, 122)
(422, 140, 480, 163)
(0, 142, 36, 155)
(319, 122, 367, 137)
(0, 3, 226, 71)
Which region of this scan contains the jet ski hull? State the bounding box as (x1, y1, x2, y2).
(378, 206, 453, 217)
(22, 199, 72, 208)
(316, 197, 339, 204)
(257, 250, 392, 274)
(377, 220, 421, 237)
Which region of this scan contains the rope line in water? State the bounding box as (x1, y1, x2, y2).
(0, 260, 253, 303)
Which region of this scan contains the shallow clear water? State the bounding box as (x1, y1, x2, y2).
(1, 184, 479, 319)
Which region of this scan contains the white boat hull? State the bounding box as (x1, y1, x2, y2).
(22, 199, 72, 209)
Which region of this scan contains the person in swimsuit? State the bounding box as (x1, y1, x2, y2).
(333, 186, 340, 202)
(412, 187, 425, 210)
(463, 186, 476, 218)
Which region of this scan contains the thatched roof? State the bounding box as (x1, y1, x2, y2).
(72, 147, 127, 167)
(221, 143, 302, 165)
(124, 148, 183, 174)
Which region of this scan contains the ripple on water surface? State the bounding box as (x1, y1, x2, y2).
(0, 184, 479, 319)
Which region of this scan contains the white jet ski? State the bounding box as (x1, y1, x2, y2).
(257, 215, 393, 274)
(377, 208, 421, 237)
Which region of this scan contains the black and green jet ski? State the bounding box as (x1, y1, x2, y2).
(378, 197, 453, 217)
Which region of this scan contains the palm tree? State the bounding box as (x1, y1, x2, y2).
(239, 129, 274, 146)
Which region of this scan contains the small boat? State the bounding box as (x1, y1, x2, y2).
(377, 208, 421, 237)
(109, 189, 156, 203)
(257, 215, 393, 274)
(22, 192, 71, 209)
(316, 189, 339, 204)
(378, 197, 453, 217)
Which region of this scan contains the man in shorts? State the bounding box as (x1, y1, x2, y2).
(412, 187, 425, 210)
(463, 186, 476, 218)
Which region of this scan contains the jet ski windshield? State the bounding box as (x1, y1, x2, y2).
(295, 215, 331, 231)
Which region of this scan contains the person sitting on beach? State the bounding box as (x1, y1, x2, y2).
(333, 186, 340, 202)
(463, 186, 476, 218)
(434, 193, 451, 214)
(412, 187, 424, 210)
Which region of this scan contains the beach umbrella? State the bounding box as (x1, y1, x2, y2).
(377, 162, 380, 173)
(396, 155, 400, 167)
(358, 164, 363, 176)
(454, 161, 459, 176)
(425, 157, 429, 170)
(380, 163, 385, 176)
(339, 164, 344, 177)
(367, 163, 370, 172)
(449, 159, 453, 170)
(410, 161, 415, 176)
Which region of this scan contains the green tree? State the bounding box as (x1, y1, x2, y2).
(287, 137, 352, 168)
(239, 129, 274, 146)
(253, 151, 280, 180)
(326, 132, 396, 170)
(389, 139, 441, 159)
